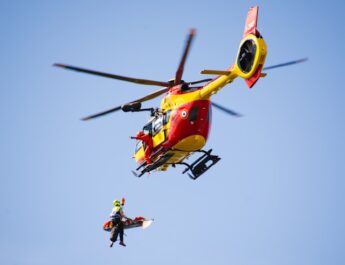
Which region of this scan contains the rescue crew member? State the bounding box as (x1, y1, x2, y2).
(109, 198, 127, 247)
(133, 131, 153, 164)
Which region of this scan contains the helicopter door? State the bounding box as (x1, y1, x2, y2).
(152, 116, 165, 147)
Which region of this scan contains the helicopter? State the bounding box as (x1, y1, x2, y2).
(54, 6, 307, 179)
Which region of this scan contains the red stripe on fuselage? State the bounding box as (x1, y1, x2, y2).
(164, 100, 211, 149)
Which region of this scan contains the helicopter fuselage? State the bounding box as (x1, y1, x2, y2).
(134, 90, 210, 170)
(134, 71, 237, 170)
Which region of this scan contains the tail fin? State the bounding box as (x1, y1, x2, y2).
(234, 6, 267, 88)
(243, 6, 259, 37)
(199, 6, 267, 88)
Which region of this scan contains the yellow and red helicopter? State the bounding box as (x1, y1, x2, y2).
(54, 6, 307, 179)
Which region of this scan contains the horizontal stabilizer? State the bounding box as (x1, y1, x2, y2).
(245, 64, 263, 88)
(200, 69, 231, 75)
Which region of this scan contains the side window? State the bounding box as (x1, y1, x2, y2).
(207, 105, 212, 122)
(143, 123, 152, 136)
(152, 117, 163, 135)
(189, 106, 199, 122)
(163, 110, 172, 125)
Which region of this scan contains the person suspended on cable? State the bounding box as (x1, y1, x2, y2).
(109, 198, 128, 247)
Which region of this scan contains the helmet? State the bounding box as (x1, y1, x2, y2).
(113, 200, 121, 207)
(136, 131, 145, 137)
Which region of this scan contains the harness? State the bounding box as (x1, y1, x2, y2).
(110, 206, 122, 225)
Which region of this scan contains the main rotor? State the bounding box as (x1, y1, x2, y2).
(54, 29, 212, 121)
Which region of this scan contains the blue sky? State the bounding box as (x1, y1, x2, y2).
(1, 1, 345, 264)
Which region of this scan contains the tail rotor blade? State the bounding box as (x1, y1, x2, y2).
(175, 29, 196, 85)
(263, 58, 308, 71)
(211, 102, 242, 117)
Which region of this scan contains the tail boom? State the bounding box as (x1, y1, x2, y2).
(199, 5, 267, 98)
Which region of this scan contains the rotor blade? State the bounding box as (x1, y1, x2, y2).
(189, 78, 213, 85)
(53, 63, 170, 87)
(130, 87, 170, 103)
(263, 58, 308, 71)
(81, 87, 169, 121)
(175, 29, 196, 85)
(211, 102, 242, 117)
(81, 106, 122, 121)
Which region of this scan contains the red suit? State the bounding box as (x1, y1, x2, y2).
(135, 131, 153, 164)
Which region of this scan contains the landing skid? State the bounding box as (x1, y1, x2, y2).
(132, 153, 173, 178)
(132, 149, 220, 180)
(175, 149, 221, 180)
